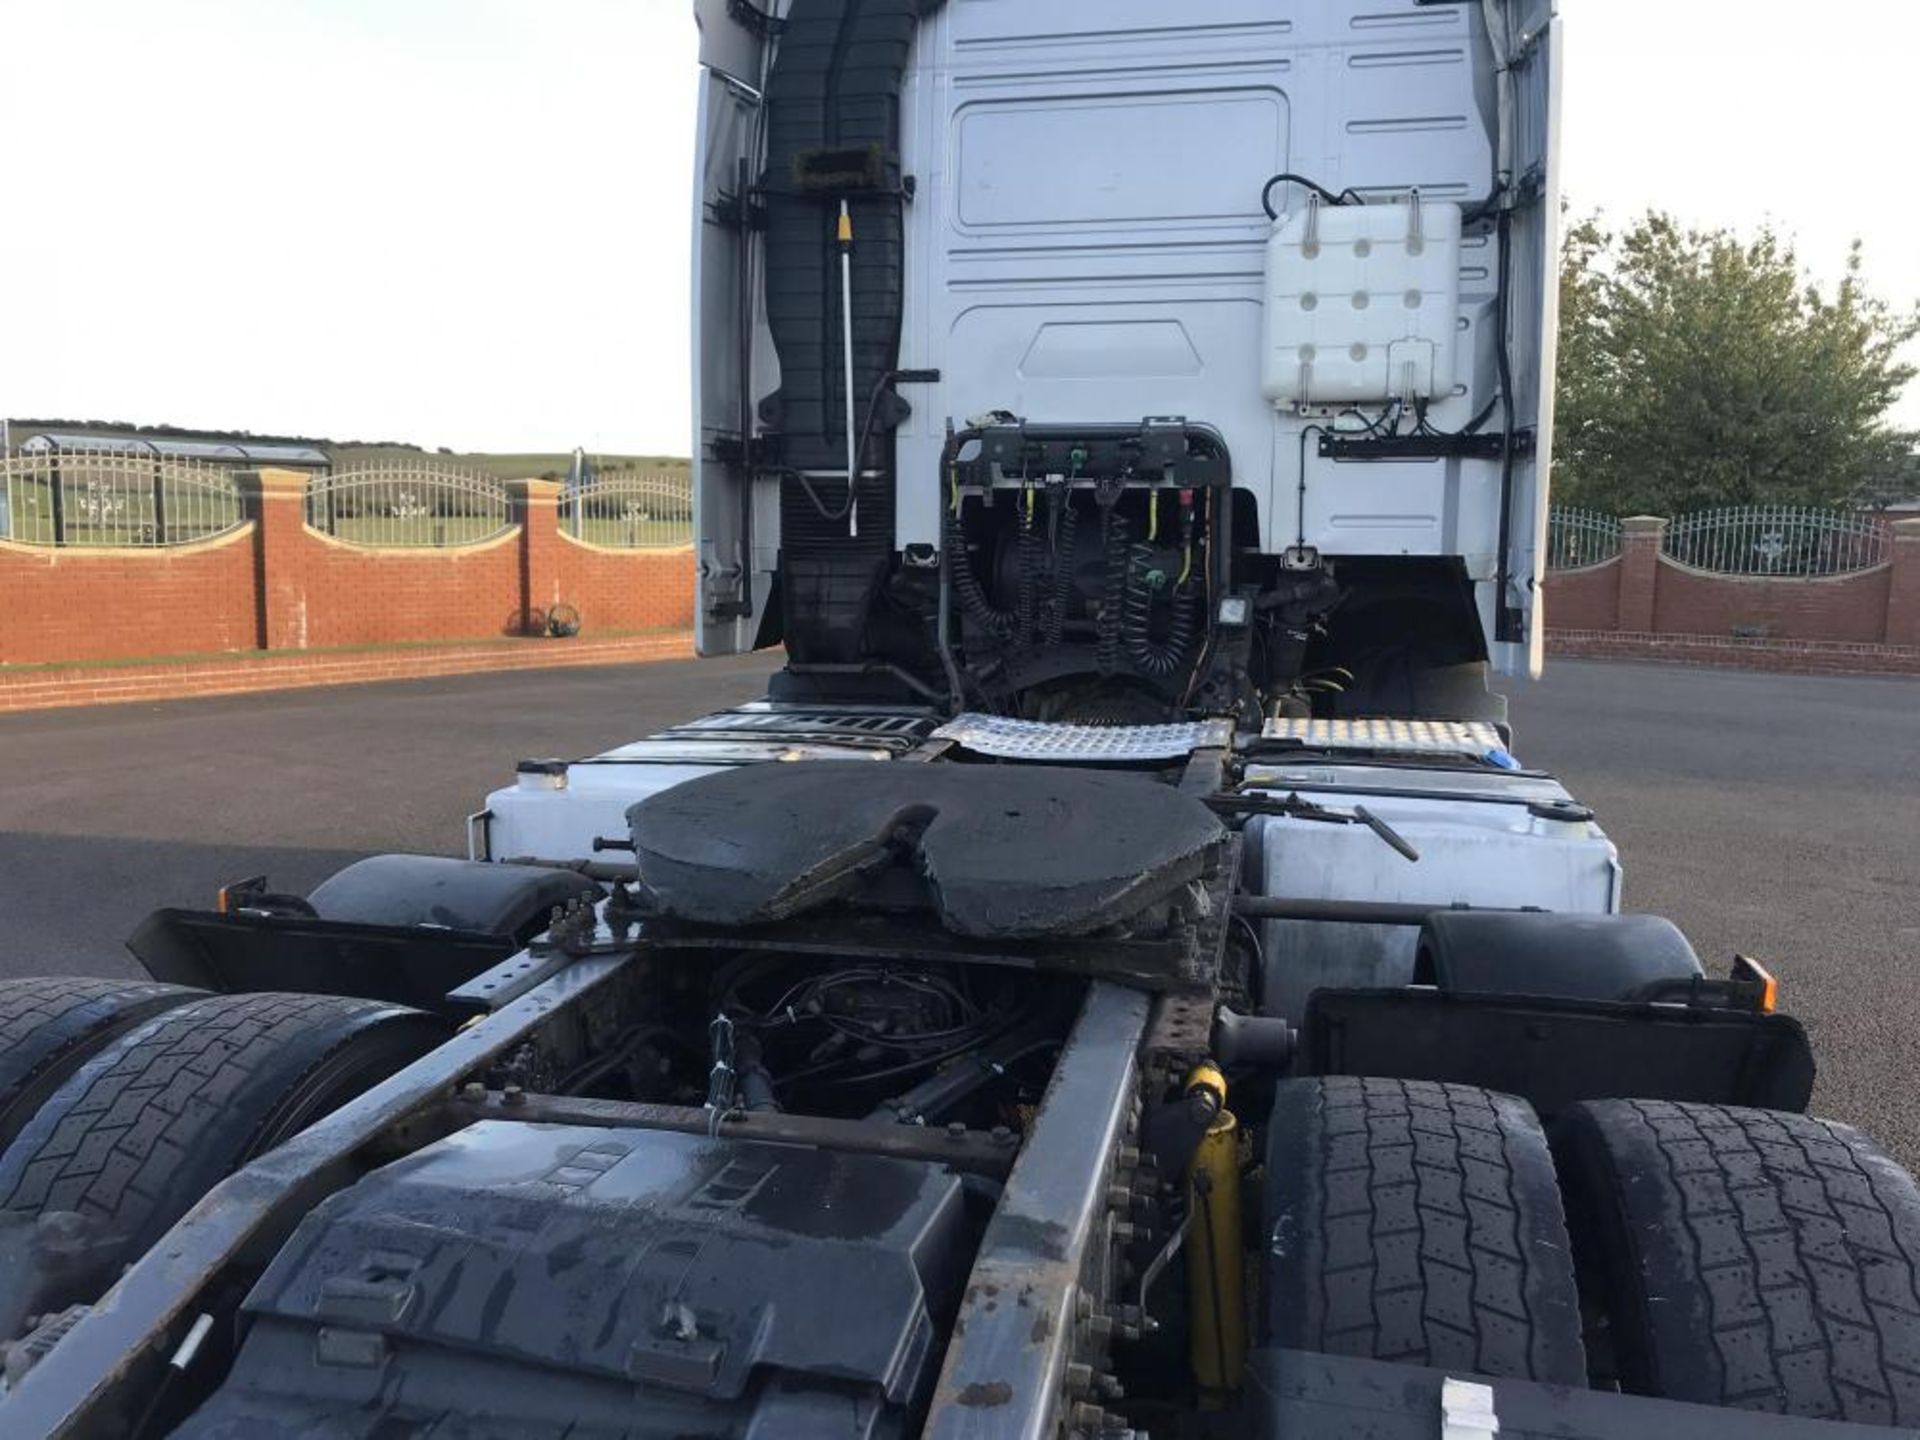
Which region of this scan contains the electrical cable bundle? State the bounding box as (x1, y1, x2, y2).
(713, 960, 1009, 1096)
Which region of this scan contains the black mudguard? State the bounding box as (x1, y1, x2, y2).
(128, 856, 599, 1016)
(1298, 987, 1815, 1118)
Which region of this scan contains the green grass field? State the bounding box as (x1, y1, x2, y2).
(329, 448, 692, 483)
(1, 474, 243, 546)
(561, 515, 692, 548)
(3, 436, 696, 549)
(307, 512, 689, 549)
(307, 513, 511, 548)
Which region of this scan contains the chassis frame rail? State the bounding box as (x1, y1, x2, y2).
(925, 982, 1151, 1439)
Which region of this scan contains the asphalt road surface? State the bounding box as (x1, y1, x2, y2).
(0, 655, 1914, 1166)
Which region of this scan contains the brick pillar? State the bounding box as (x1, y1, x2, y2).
(1887, 518, 1920, 648)
(237, 468, 312, 650)
(507, 479, 563, 636)
(1617, 515, 1667, 634)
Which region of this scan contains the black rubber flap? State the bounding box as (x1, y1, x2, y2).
(627, 762, 1224, 938)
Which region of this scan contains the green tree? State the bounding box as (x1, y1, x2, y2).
(1853, 447, 1920, 512)
(1554, 212, 1918, 515)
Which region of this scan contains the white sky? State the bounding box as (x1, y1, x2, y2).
(1, 0, 1914, 454)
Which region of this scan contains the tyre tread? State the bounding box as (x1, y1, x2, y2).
(1563, 1098, 1920, 1425)
(1268, 1076, 1586, 1385)
(0, 992, 434, 1247)
(0, 977, 201, 1139)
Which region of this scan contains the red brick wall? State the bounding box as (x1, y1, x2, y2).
(1549, 630, 1920, 676)
(1615, 520, 1664, 633)
(551, 535, 696, 636)
(0, 470, 697, 668)
(20, 485, 1906, 672)
(1651, 559, 1891, 644)
(293, 530, 526, 648)
(0, 528, 260, 664)
(1541, 559, 1620, 632)
(1889, 524, 1920, 648)
(1541, 516, 1920, 654)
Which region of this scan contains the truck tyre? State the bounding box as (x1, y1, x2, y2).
(1264, 1076, 1586, 1385)
(1556, 1099, 1920, 1425)
(0, 977, 203, 1152)
(0, 992, 446, 1339)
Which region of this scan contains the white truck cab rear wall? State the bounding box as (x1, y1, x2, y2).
(693, 1, 1561, 673)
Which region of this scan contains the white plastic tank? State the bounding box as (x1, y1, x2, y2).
(478, 740, 893, 865)
(1261, 196, 1463, 408)
(1247, 765, 1621, 1022)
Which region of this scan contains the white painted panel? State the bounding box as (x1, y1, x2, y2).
(951, 0, 1296, 47)
(947, 298, 1262, 438)
(955, 90, 1287, 231)
(1020, 320, 1204, 381)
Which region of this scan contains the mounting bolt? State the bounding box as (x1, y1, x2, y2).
(460, 1081, 486, 1101)
(1115, 1146, 1141, 1169)
(502, 1084, 526, 1108)
(946, 1122, 967, 1140)
(1106, 1185, 1132, 1211)
(990, 1125, 1017, 1148)
(1070, 1402, 1109, 1433)
(1097, 1373, 1125, 1400)
(1086, 1313, 1115, 1340)
(1075, 1292, 1095, 1321)
(1064, 1362, 1094, 1395)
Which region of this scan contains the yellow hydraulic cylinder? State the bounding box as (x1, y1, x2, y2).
(1186, 1076, 1246, 1392)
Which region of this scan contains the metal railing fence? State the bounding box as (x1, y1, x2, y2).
(1662, 506, 1890, 577)
(0, 448, 244, 547)
(306, 461, 512, 548)
(560, 471, 694, 548)
(1544, 507, 1623, 571)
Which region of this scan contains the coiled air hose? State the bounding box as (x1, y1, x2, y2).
(945, 503, 1016, 642)
(1096, 507, 1128, 676)
(1124, 542, 1199, 678)
(1044, 494, 1078, 647)
(1016, 498, 1041, 647)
